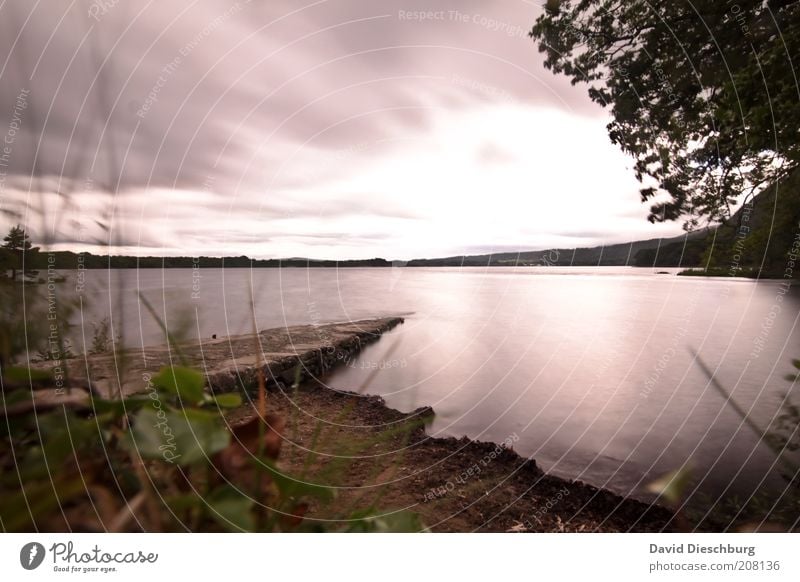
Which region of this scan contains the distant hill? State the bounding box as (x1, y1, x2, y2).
(29, 232, 707, 271)
(406, 231, 708, 268)
(410, 172, 799, 275)
(636, 170, 800, 276)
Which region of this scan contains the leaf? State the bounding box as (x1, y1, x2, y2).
(206, 393, 242, 409)
(32, 411, 100, 466)
(0, 477, 86, 531)
(1, 389, 34, 407)
(206, 485, 255, 532)
(2, 366, 52, 384)
(90, 396, 152, 417)
(346, 510, 425, 533)
(124, 407, 229, 466)
(164, 494, 202, 514)
(792, 359, 800, 371)
(646, 466, 693, 505)
(256, 459, 335, 503)
(152, 366, 205, 404)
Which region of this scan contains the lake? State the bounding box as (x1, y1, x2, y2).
(68, 266, 800, 505)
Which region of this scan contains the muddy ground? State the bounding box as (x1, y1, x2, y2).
(231, 380, 675, 532)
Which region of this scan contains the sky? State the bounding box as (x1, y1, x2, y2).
(0, 0, 684, 260)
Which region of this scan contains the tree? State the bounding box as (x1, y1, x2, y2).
(530, 0, 800, 228)
(2, 225, 37, 280)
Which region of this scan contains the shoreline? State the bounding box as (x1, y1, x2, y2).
(245, 380, 675, 532)
(28, 315, 674, 531)
(29, 265, 796, 284)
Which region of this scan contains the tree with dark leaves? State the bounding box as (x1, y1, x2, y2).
(530, 0, 800, 228)
(2, 225, 37, 280)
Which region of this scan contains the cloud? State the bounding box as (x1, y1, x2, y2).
(0, 0, 682, 259)
(475, 142, 516, 165)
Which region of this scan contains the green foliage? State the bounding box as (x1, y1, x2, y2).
(1, 365, 52, 384)
(646, 466, 694, 506)
(0, 282, 42, 367)
(123, 407, 230, 466)
(257, 458, 336, 504)
(89, 317, 117, 354)
(0, 278, 76, 369)
(0, 257, 78, 368)
(152, 365, 206, 405)
(698, 172, 800, 276)
(208, 393, 243, 408)
(205, 485, 256, 532)
(2, 356, 423, 532)
(2, 225, 33, 252)
(1, 225, 39, 280)
(1, 367, 422, 531)
(344, 509, 426, 533)
(530, 1, 800, 226)
(35, 338, 75, 362)
(0, 407, 116, 530)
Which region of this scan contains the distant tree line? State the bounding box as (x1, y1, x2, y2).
(3, 207, 798, 278)
(20, 250, 393, 270)
(635, 170, 800, 276)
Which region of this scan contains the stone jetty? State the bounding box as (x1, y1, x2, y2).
(24, 317, 404, 406)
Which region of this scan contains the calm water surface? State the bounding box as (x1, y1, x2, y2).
(70, 267, 800, 502)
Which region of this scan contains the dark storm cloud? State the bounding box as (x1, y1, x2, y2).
(44, 228, 164, 249)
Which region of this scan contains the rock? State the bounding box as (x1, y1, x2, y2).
(28, 317, 405, 399)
